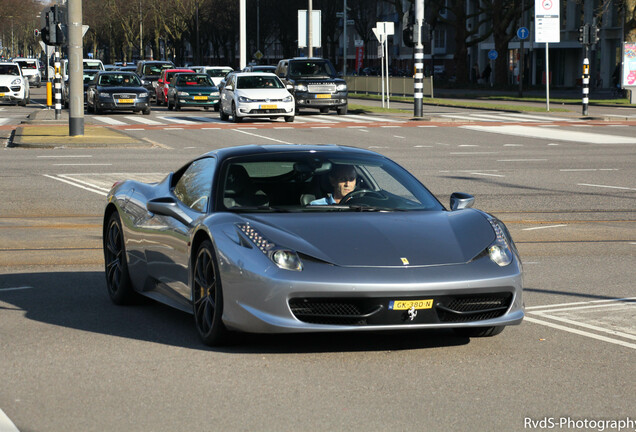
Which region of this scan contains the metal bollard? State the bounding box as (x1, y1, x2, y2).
(54, 51, 62, 120)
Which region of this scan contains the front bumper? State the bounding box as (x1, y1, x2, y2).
(294, 91, 348, 108)
(215, 236, 524, 334)
(0, 86, 26, 102)
(236, 100, 294, 118)
(96, 99, 150, 111)
(177, 96, 220, 107)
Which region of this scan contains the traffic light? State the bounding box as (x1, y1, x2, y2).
(578, 24, 589, 45)
(41, 9, 56, 45)
(402, 4, 415, 48)
(40, 5, 66, 46)
(590, 25, 600, 45)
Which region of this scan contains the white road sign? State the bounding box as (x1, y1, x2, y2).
(535, 0, 560, 43)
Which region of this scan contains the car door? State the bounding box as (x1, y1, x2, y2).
(221, 74, 236, 113)
(144, 157, 216, 301)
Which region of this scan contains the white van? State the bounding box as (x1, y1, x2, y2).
(13, 58, 41, 88)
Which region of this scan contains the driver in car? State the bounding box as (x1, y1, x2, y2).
(310, 164, 357, 205)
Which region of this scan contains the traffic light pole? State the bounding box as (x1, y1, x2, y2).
(413, 0, 424, 118)
(68, 0, 84, 136)
(54, 49, 62, 120)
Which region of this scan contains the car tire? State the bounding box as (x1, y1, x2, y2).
(175, 101, 181, 111)
(285, 116, 294, 123)
(143, 108, 151, 115)
(167, 98, 173, 110)
(219, 106, 229, 121)
(18, 98, 27, 107)
(320, 107, 329, 114)
(453, 326, 505, 338)
(231, 102, 241, 123)
(214, 104, 219, 112)
(104, 212, 139, 305)
(192, 240, 228, 346)
(337, 105, 348, 115)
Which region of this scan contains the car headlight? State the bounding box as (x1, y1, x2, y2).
(139, 92, 149, 98)
(294, 84, 307, 92)
(486, 216, 516, 266)
(237, 223, 303, 271)
(211, 92, 219, 97)
(11, 78, 22, 86)
(283, 95, 293, 102)
(336, 83, 347, 91)
(238, 96, 253, 103)
(177, 91, 189, 96)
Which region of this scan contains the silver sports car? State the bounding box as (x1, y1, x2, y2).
(103, 145, 524, 346)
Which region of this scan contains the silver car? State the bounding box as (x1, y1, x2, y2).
(103, 145, 524, 346)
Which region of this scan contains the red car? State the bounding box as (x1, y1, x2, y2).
(155, 68, 194, 105)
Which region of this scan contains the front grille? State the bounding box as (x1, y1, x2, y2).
(436, 293, 512, 322)
(0, 86, 10, 92)
(10, 86, 21, 92)
(289, 299, 370, 325)
(308, 84, 336, 93)
(113, 93, 136, 99)
(249, 108, 286, 114)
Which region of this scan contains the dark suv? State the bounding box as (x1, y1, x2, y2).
(275, 58, 347, 115)
(135, 60, 175, 100)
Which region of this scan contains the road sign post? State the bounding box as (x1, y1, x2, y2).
(517, 26, 529, 97)
(535, 0, 560, 111)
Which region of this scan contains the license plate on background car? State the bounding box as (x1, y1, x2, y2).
(389, 299, 434, 310)
(194, 96, 208, 100)
(0, 93, 4, 97)
(316, 94, 331, 99)
(260, 104, 277, 109)
(117, 99, 134, 103)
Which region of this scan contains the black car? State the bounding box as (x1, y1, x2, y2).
(135, 60, 175, 100)
(63, 69, 101, 108)
(275, 57, 348, 115)
(86, 71, 151, 114)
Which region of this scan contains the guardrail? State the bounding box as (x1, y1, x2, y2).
(344, 76, 434, 98)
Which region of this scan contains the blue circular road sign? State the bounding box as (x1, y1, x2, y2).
(517, 27, 529, 40)
(488, 50, 498, 60)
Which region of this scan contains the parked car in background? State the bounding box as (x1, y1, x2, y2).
(276, 57, 348, 115)
(86, 71, 150, 115)
(12, 58, 41, 88)
(166, 72, 220, 111)
(0, 62, 29, 106)
(135, 60, 175, 100)
(192, 66, 233, 87)
(219, 72, 294, 123)
(155, 68, 194, 105)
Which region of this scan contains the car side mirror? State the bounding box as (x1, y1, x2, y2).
(286, 84, 293, 90)
(146, 197, 193, 226)
(450, 192, 475, 211)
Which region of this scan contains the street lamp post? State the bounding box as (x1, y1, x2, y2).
(139, 0, 143, 60)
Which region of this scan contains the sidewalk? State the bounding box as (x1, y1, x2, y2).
(12, 109, 150, 149)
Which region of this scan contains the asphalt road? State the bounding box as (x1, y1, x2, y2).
(0, 87, 635, 432)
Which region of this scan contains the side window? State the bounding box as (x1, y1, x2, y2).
(173, 157, 216, 212)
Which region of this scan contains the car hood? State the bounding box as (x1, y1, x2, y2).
(235, 88, 291, 99)
(238, 210, 494, 267)
(0, 75, 23, 85)
(96, 86, 147, 93)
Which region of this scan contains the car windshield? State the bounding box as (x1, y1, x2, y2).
(205, 68, 232, 77)
(98, 73, 141, 86)
(143, 64, 171, 75)
(176, 74, 213, 86)
(219, 152, 443, 212)
(236, 75, 283, 89)
(83, 70, 99, 82)
(0, 65, 20, 75)
(15, 61, 37, 69)
(289, 60, 335, 77)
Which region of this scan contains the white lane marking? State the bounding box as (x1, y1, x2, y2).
(503, 144, 524, 147)
(0, 409, 20, 432)
(92, 116, 127, 125)
(189, 116, 225, 123)
(347, 126, 367, 129)
(0, 118, 9, 126)
(460, 125, 636, 144)
(311, 126, 331, 129)
(417, 125, 437, 128)
(459, 144, 479, 147)
(470, 172, 505, 177)
(393, 136, 405, 139)
(296, 116, 335, 123)
(380, 125, 400, 128)
(52, 163, 112, 166)
(201, 127, 221, 130)
(415, 145, 433, 147)
(497, 158, 548, 162)
(314, 115, 366, 123)
(157, 116, 198, 125)
(503, 113, 570, 122)
(524, 316, 636, 350)
(37, 155, 92, 158)
(231, 129, 292, 144)
(43, 174, 108, 196)
(525, 297, 636, 311)
(123, 128, 145, 131)
(123, 116, 163, 125)
(345, 114, 406, 123)
(449, 151, 499, 155)
(560, 168, 619, 172)
(578, 183, 636, 191)
(522, 224, 567, 231)
(468, 113, 542, 123)
(0, 286, 34, 292)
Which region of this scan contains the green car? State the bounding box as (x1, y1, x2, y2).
(166, 73, 220, 111)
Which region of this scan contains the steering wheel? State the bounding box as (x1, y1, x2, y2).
(340, 189, 385, 204)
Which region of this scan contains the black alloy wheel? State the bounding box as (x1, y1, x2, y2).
(192, 240, 227, 346)
(219, 104, 229, 121)
(231, 102, 242, 123)
(104, 212, 137, 304)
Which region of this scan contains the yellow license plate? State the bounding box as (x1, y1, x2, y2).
(260, 104, 277, 109)
(0, 93, 4, 97)
(117, 99, 134, 103)
(316, 94, 331, 99)
(194, 96, 208, 100)
(389, 299, 434, 310)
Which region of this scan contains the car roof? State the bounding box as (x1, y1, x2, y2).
(233, 72, 278, 77)
(198, 144, 379, 161)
